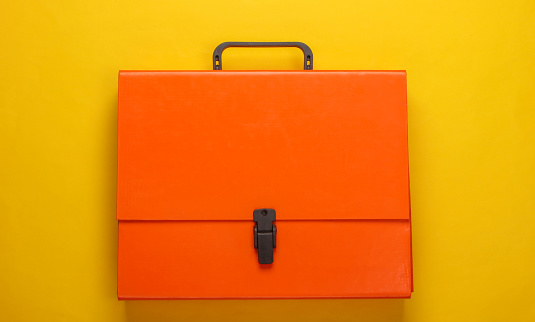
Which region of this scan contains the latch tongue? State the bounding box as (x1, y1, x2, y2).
(253, 209, 277, 264)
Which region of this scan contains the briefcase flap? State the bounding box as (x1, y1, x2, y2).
(117, 71, 409, 221)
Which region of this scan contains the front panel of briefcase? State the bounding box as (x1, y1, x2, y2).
(117, 42, 412, 299)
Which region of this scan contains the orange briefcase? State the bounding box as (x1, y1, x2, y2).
(117, 42, 412, 299)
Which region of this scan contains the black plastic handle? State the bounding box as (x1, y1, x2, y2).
(213, 42, 313, 70)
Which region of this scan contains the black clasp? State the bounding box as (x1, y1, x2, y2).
(253, 209, 277, 264)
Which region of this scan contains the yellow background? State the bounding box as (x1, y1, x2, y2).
(1, 1, 534, 321)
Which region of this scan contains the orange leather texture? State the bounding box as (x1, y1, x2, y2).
(117, 70, 412, 299)
(117, 71, 409, 221)
(118, 221, 412, 299)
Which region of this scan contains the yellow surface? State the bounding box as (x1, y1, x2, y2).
(1, 1, 534, 321)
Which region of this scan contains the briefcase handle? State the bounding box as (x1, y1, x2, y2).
(213, 42, 313, 70)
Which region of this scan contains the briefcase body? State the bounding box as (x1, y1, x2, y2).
(117, 43, 412, 299)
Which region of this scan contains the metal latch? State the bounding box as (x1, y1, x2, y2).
(253, 209, 277, 264)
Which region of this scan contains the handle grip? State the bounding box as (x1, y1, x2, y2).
(213, 42, 313, 70)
